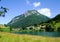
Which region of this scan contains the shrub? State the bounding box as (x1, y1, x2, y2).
(45, 24, 54, 32)
(10, 27, 12, 32)
(40, 27, 45, 32)
(57, 27, 60, 32)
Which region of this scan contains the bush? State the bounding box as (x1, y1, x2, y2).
(29, 27, 33, 30)
(57, 27, 60, 32)
(45, 24, 54, 32)
(22, 27, 27, 30)
(39, 27, 45, 32)
(10, 27, 12, 32)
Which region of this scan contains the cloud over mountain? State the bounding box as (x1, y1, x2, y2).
(38, 8, 51, 17)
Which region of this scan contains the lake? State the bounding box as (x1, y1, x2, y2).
(13, 31, 60, 37)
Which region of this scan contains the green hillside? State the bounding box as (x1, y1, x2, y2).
(45, 14, 60, 31)
(55, 22, 60, 29)
(8, 10, 50, 28)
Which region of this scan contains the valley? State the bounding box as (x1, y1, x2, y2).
(0, 7, 60, 42)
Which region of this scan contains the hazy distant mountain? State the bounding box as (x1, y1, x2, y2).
(8, 10, 50, 28)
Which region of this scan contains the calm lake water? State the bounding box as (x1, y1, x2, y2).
(14, 31, 60, 37)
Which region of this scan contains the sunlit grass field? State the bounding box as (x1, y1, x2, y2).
(55, 22, 60, 28)
(0, 32, 60, 42)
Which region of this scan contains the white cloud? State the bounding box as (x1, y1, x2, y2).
(33, 2, 41, 7)
(37, 8, 51, 17)
(26, 0, 41, 8)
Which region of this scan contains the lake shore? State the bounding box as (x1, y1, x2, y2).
(0, 32, 60, 42)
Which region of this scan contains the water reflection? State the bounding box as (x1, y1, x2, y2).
(14, 31, 60, 37)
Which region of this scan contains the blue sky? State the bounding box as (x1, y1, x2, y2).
(0, 0, 60, 24)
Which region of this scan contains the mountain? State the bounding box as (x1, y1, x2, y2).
(7, 10, 50, 28)
(47, 14, 60, 23)
(52, 14, 60, 21)
(45, 14, 60, 30)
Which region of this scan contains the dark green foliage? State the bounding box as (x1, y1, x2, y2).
(40, 28, 45, 32)
(22, 27, 27, 30)
(47, 14, 60, 23)
(51, 14, 60, 23)
(0, 6, 8, 17)
(57, 27, 60, 32)
(44, 14, 60, 32)
(53, 14, 60, 20)
(10, 27, 12, 32)
(4, 24, 8, 27)
(29, 27, 33, 30)
(34, 24, 38, 27)
(46, 14, 60, 23)
(45, 24, 54, 32)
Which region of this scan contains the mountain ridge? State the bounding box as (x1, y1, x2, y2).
(8, 10, 50, 28)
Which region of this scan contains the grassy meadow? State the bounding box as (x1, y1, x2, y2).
(0, 32, 60, 42)
(55, 22, 60, 28)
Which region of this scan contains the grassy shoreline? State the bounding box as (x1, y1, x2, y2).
(0, 32, 60, 42)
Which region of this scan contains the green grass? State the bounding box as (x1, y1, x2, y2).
(54, 22, 60, 31)
(2, 28, 10, 32)
(0, 32, 60, 42)
(55, 22, 60, 28)
(0, 28, 10, 32)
